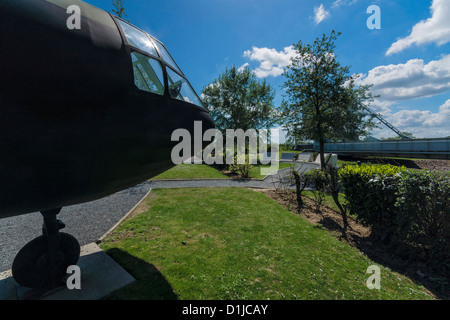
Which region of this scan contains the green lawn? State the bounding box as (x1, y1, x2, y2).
(151, 163, 297, 180)
(151, 164, 229, 180)
(99, 187, 432, 300)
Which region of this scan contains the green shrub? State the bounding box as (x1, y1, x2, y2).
(304, 169, 328, 212)
(339, 163, 406, 178)
(228, 161, 239, 175)
(228, 155, 253, 178)
(339, 164, 406, 242)
(337, 164, 449, 273)
(394, 170, 450, 266)
(305, 169, 328, 191)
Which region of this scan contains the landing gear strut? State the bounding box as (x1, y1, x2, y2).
(12, 208, 81, 292)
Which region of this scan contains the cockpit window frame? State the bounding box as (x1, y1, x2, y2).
(116, 19, 160, 59)
(166, 66, 204, 108)
(150, 37, 184, 76)
(112, 16, 206, 110)
(131, 52, 166, 96)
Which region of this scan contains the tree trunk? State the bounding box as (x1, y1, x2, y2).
(333, 193, 348, 235)
(292, 170, 304, 210)
(327, 168, 349, 238)
(319, 139, 326, 171)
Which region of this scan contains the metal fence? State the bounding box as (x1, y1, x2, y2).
(313, 138, 450, 160)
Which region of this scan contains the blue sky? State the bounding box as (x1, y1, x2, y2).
(85, 0, 450, 139)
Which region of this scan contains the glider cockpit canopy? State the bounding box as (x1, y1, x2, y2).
(116, 18, 204, 107)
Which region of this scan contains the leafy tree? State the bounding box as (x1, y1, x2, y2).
(112, 0, 128, 21)
(202, 65, 279, 134)
(281, 31, 376, 169)
(380, 131, 416, 141)
(381, 132, 415, 140)
(402, 132, 415, 139)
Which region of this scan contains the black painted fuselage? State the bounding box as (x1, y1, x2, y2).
(0, 0, 214, 218)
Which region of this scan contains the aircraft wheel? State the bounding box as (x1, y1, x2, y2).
(12, 233, 80, 289)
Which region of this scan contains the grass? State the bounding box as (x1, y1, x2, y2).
(99, 187, 433, 300)
(151, 163, 297, 181)
(151, 164, 229, 180)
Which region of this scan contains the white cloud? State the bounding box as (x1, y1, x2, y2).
(357, 54, 450, 101)
(314, 4, 329, 24)
(243, 46, 298, 78)
(237, 63, 249, 73)
(357, 53, 450, 138)
(386, 0, 450, 55)
(427, 98, 450, 127)
(370, 99, 450, 138)
(332, 0, 358, 8)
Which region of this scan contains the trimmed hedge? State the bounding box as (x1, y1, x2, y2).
(339, 164, 450, 271)
(394, 170, 450, 264)
(339, 164, 406, 242)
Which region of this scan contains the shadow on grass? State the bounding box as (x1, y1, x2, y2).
(314, 213, 449, 299)
(102, 248, 178, 300)
(317, 212, 449, 300)
(263, 190, 449, 300)
(348, 234, 450, 300)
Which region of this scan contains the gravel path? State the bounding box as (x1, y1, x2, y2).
(0, 182, 151, 272)
(0, 162, 318, 272)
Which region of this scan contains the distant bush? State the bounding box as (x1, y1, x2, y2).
(339, 164, 406, 242)
(228, 154, 253, 178)
(394, 170, 450, 266)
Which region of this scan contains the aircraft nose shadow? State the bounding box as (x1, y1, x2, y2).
(101, 248, 178, 300)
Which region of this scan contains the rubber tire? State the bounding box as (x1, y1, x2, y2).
(12, 233, 80, 288)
